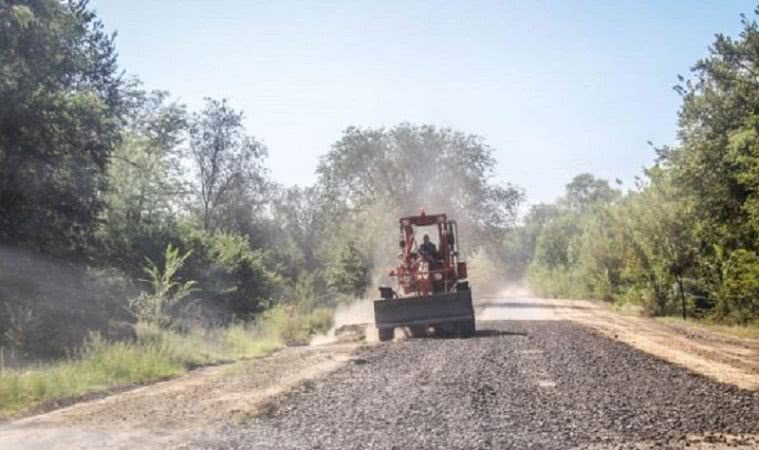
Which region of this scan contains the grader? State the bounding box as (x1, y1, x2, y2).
(374, 211, 475, 341)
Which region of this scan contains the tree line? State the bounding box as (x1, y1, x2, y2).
(507, 8, 759, 325)
(0, 1, 521, 360)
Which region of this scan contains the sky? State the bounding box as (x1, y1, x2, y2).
(92, 0, 755, 205)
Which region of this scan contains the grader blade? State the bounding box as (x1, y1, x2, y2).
(373, 290, 475, 341)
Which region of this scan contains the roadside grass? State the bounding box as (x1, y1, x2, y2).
(0, 304, 333, 419)
(656, 316, 759, 340)
(610, 301, 759, 339)
(0, 335, 185, 418)
(612, 302, 646, 317)
(258, 305, 333, 346)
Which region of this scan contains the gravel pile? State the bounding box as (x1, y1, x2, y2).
(185, 321, 759, 450)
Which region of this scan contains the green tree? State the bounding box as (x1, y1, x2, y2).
(317, 124, 523, 242)
(268, 185, 328, 275)
(563, 173, 621, 213)
(327, 241, 370, 298)
(718, 249, 759, 324)
(98, 86, 188, 274)
(181, 230, 282, 320)
(189, 98, 268, 233)
(0, 0, 123, 256)
(667, 8, 759, 258)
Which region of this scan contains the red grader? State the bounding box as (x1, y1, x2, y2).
(374, 211, 475, 341)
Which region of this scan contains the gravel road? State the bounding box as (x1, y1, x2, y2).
(187, 320, 759, 450)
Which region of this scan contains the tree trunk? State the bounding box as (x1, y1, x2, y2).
(676, 275, 686, 320)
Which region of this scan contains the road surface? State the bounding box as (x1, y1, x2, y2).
(2, 296, 758, 450)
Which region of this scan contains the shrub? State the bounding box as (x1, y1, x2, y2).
(128, 244, 197, 328)
(181, 230, 283, 320)
(717, 249, 759, 325)
(257, 305, 333, 346)
(326, 241, 369, 298)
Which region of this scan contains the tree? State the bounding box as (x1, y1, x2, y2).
(718, 249, 759, 324)
(180, 230, 282, 319)
(668, 8, 759, 254)
(189, 98, 268, 232)
(317, 124, 523, 248)
(563, 173, 620, 213)
(0, 0, 123, 256)
(98, 85, 189, 273)
(326, 241, 370, 298)
(268, 185, 329, 274)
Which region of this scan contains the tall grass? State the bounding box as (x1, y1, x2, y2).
(0, 303, 334, 419)
(257, 305, 333, 346)
(0, 334, 185, 417)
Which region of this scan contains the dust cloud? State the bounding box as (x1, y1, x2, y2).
(310, 298, 377, 345)
(0, 246, 135, 364)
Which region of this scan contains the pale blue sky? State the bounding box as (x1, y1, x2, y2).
(92, 0, 754, 204)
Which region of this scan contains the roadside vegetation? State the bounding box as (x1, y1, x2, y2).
(502, 10, 759, 328)
(0, 245, 329, 418)
(0, 1, 520, 416)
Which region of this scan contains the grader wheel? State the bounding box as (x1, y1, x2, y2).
(378, 327, 394, 342)
(409, 325, 427, 338)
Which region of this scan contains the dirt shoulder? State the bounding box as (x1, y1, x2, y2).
(477, 295, 759, 391)
(0, 342, 361, 450)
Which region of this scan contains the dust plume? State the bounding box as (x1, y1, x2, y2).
(310, 297, 377, 345)
(0, 246, 135, 365)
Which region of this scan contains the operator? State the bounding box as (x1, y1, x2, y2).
(418, 234, 438, 261)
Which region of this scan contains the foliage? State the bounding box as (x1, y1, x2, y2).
(189, 98, 268, 233)
(517, 10, 759, 326)
(0, 332, 185, 418)
(97, 86, 188, 274)
(265, 185, 329, 276)
(181, 230, 283, 320)
(128, 245, 197, 327)
(256, 305, 333, 346)
(326, 241, 370, 298)
(0, 0, 122, 256)
(524, 173, 696, 314)
(317, 124, 524, 246)
(718, 249, 759, 324)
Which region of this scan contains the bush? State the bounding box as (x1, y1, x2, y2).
(129, 244, 197, 328)
(257, 305, 333, 346)
(181, 230, 283, 320)
(717, 249, 759, 325)
(326, 241, 369, 298)
(527, 265, 584, 299)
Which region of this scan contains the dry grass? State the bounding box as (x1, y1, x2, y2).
(656, 316, 759, 340)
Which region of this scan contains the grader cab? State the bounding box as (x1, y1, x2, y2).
(374, 211, 475, 341)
